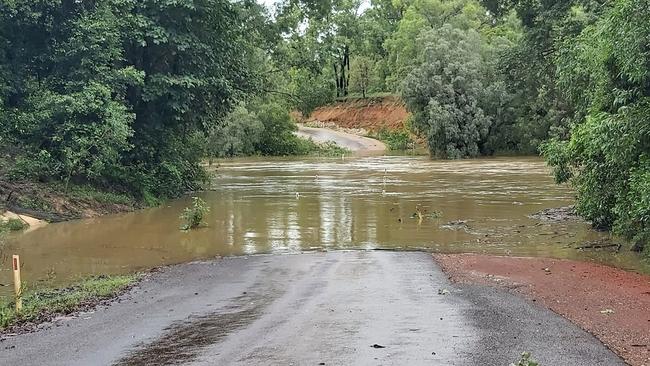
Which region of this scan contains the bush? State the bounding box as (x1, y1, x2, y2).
(543, 0, 650, 253)
(373, 127, 413, 151)
(542, 107, 650, 252)
(180, 197, 210, 230)
(0, 218, 27, 232)
(402, 25, 510, 158)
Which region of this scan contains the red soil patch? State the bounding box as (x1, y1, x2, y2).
(306, 96, 409, 132)
(433, 253, 650, 366)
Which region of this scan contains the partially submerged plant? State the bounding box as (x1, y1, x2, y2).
(510, 352, 539, 366)
(180, 197, 210, 230)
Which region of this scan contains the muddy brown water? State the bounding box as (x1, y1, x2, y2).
(1, 156, 648, 296)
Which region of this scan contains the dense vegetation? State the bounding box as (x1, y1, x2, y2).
(0, 0, 341, 204)
(0, 0, 647, 251)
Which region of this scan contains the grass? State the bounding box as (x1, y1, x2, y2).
(65, 184, 135, 206)
(367, 127, 417, 151)
(308, 141, 351, 157)
(17, 195, 52, 212)
(0, 218, 28, 233)
(0, 274, 139, 330)
(293, 137, 352, 157)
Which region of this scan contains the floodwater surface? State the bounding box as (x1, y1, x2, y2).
(1, 156, 648, 295)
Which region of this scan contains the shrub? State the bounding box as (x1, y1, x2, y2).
(373, 128, 413, 151)
(0, 218, 27, 232)
(180, 197, 210, 230)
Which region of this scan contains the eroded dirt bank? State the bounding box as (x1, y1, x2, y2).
(0, 179, 139, 223)
(303, 96, 409, 132)
(433, 253, 650, 366)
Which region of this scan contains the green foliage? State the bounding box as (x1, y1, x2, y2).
(373, 128, 414, 151)
(288, 68, 336, 117)
(510, 352, 539, 366)
(402, 24, 514, 158)
(384, 0, 491, 90)
(0, 0, 256, 200)
(255, 103, 306, 156)
(66, 185, 135, 207)
(306, 140, 352, 157)
(0, 218, 28, 233)
(542, 0, 650, 252)
(349, 56, 376, 98)
(180, 197, 210, 230)
(206, 104, 265, 158)
(0, 274, 137, 330)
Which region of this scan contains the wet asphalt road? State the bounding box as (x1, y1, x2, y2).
(0, 251, 623, 365)
(295, 126, 386, 152)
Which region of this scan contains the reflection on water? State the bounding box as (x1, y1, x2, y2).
(1, 156, 648, 295)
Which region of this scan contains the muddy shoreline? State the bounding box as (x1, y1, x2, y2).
(433, 253, 650, 366)
(0, 179, 141, 223)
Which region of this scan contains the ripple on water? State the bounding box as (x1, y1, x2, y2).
(1, 156, 648, 295)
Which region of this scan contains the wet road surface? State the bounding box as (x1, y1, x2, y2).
(0, 251, 624, 365)
(295, 125, 386, 152)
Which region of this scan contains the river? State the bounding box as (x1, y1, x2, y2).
(1, 155, 648, 296)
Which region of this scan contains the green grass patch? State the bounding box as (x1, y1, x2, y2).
(66, 185, 135, 206)
(306, 140, 351, 157)
(17, 195, 52, 212)
(0, 218, 28, 233)
(369, 127, 415, 151)
(0, 274, 139, 330)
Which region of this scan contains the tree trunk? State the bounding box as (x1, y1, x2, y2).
(333, 63, 341, 98)
(343, 45, 350, 97)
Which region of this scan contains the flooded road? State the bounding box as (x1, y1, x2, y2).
(0, 252, 625, 366)
(1, 156, 648, 294)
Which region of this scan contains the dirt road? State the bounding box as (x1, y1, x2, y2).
(295, 125, 386, 152)
(0, 251, 623, 365)
(435, 253, 650, 366)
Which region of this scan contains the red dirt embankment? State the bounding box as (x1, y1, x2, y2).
(434, 254, 650, 366)
(305, 96, 409, 132)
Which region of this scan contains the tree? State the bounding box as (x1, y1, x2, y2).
(0, 0, 256, 198)
(384, 0, 490, 91)
(349, 56, 374, 98)
(402, 22, 516, 158)
(206, 104, 264, 158)
(543, 0, 650, 252)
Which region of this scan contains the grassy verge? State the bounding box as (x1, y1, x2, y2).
(292, 136, 351, 157)
(306, 140, 351, 157)
(64, 184, 136, 207)
(0, 274, 139, 331)
(0, 218, 28, 233)
(368, 127, 415, 151)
